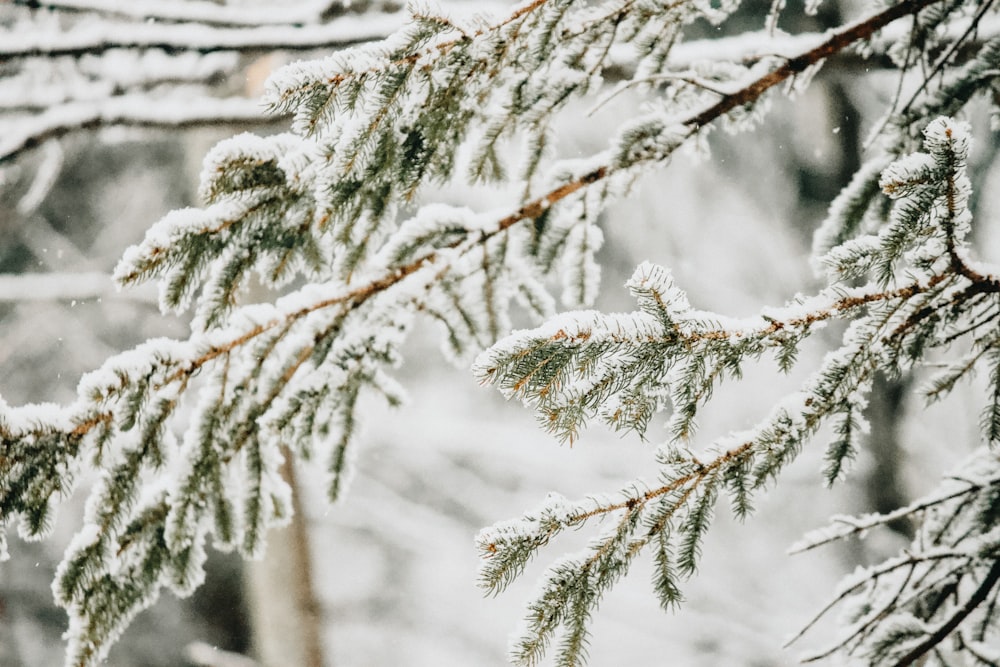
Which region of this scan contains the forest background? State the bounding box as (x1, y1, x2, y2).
(1, 1, 998, 666)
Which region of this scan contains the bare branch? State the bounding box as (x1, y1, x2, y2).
(12, 0, 337, 27)
(0, 95, 284, 165)
(890, 559, 1000, 667)
(0, 12, 407, 59)
(0, 273, 156, 303)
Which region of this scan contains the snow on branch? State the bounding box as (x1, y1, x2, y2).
(0, 95, 280, 165)
(0, 51, 238, 112)
(475, 116, 1000, 666)
(0, 272, 156, 303)
(4, 1, 1000, 666)
(0, 13, 406, 59)
(787, 447, 1000, 664)
(13, 0, 340, 27)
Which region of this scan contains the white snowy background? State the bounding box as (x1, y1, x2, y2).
(1, 1, 997, 665)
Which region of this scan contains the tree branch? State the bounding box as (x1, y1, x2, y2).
(890, 558, 1000, 667)
(790, 474, 1000, 554)
(12, 0, 336, 27)
(496, 0, 944, 241)
(0, 13, 407, 59)
(0, 272, 156, 302)
(0, 95, 285, 165)
(68, 0, 954, 439)
(685, 0, 941, 130)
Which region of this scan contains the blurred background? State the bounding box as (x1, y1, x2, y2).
(1, 1, 998, 665)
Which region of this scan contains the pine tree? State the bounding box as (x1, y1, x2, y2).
(3, 1, 1000, 665)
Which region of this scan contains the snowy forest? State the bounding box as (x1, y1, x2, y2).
(3, 0, 1000, 665)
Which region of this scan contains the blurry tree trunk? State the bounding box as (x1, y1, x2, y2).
(244, 454, 325, 667)
(865, 372, 914, 536)
(236, 36, 326, 651)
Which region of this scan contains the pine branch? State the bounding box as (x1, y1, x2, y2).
(790, 442, 1000, 664)
(685, 0, 941, 130)
(790, 473, 1000, 555)
(462, 0, 948, 239)
(6, 1, 1000, 665)
(476, 115, 1000, 666)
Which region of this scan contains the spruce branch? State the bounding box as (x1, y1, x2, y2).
(476, 116, 1000, 666)
(5, 1, 1000, 665)
(789, 448, 1000, 664)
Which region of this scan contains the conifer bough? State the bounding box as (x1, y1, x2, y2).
(3, 0, 1000, 665)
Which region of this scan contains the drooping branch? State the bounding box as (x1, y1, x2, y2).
(54, 0, 961, 447)
(484, 0, 946, 235)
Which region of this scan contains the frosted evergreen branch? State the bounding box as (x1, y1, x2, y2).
(795, 550, 984, 661)
(791, 452, 1000, 663)
(476, 116, 1000, 666)
(895, 0, 1000, 121)
(3, 178, 571, 663)
(6, 1, 1000, 665)
(119, 0, 946, 332)
(477, 442, 750, 665)
(252, 0, 944, 260)
(790, 472, 1000, 554)
(473, 262, 976, 443)
(682, 0, 942, 131)
(815, 13, 1000, 258)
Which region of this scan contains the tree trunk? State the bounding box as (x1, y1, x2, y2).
(244, 454, 325, 667)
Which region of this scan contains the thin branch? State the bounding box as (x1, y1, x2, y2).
(12, 0, 336, 28)
(492, 0, 945, 249)
(897, 0, 1000, 118)
(890, 558, 1000, 667)
(0, 13, 407, 59)
(794, 552, 979, 659)
(685, 0, 941, 131)
(0, 272, 156, 303)
(0, 95, 285, 165)
(791, 474, 1000, 554)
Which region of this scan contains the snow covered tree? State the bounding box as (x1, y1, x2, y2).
(3, 0, 1000, 665)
